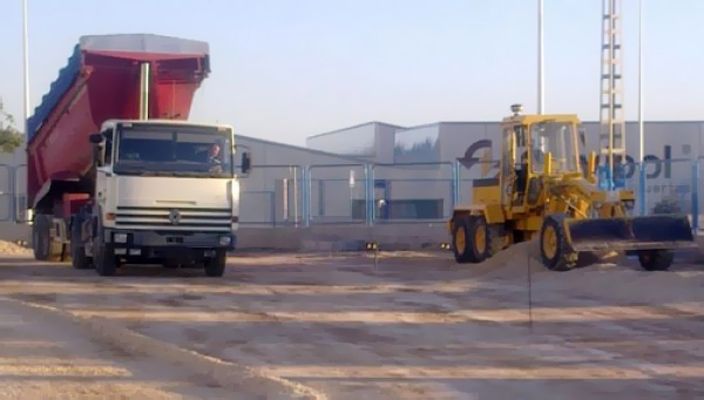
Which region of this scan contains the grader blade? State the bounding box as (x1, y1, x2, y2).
(565, 215, 696, 252)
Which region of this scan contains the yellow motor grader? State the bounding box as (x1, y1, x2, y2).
(450, 105, 695, 271)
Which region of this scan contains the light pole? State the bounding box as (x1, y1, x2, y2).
(638, 0, 644, 164)
(22, 0, 30, 136)
(637, 0, 646, 216)
(537, 0, 544, 114)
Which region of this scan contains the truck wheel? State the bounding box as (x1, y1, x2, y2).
(163, 262, 180, 269)
(32, 215, 51, 261)
(93, 229, 116, 276)
(452, 215, 489, 263)
(204, 250, 227, 277)
(70, 218, 92, 269)
(94, 243, 117, 276)
(32, 214, 62, 261)
(637, 249, 674, 271)
(540, 214, 577, 271)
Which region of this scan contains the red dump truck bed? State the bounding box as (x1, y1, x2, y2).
(26, 34, 210, 209)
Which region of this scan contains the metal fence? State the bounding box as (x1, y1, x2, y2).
(239, 165, 303, 226)
(2, 159, 703, 232)
(239, 159, 704, 230)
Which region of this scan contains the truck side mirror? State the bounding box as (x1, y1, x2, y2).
(241, 152, 251, 174)
(89, 133, 104, 144)
(89, 133, 105, 166)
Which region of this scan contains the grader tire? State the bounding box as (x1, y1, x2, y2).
(637, 249, 674, 271)
(487, 224, 505, 257)
(540, 214, 577, 272)
(452, 215, 489, 264)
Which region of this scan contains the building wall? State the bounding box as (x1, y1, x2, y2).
(374, 124, 398, 164)
(306, 122, 404, 162)
(394, 124, 441, 163)
(305, 123, 378, 158)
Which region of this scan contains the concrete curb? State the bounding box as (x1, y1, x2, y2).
(4, 297, 327, 400)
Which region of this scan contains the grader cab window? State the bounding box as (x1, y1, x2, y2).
(530, 122, 578, 174)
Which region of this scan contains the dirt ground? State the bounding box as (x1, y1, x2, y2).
(0, 243, 703, 399)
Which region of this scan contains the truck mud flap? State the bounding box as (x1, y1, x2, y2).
(565, 214, 696, 252)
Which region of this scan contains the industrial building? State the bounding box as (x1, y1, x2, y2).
(0, 118, 701, 237)
(239, 118, 704, 227)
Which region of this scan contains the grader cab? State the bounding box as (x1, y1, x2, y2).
(450, 106, 695, 271)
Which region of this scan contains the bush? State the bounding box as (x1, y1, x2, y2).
(0, 99, 24, 154)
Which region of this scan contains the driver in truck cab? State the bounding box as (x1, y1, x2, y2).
(208, 142, 223, 173)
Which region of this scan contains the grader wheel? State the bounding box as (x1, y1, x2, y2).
(637, 249, 674, 271)
(539, 214, 578, 271)
(452, 215, 492, 264)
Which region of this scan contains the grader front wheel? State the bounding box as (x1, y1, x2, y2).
(452, 216, 489, 264)
(539, 214, 577, 271)
(637, 249, 674, 271)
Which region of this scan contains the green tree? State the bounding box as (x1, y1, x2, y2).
(0, 99, 24, 153)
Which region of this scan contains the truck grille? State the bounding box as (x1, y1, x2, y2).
(115, 206, 232, 232)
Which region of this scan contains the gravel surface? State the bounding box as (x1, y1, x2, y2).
(0, 244, 702, 399)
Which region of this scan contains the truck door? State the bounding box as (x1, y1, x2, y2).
(500, 127, 515, 208)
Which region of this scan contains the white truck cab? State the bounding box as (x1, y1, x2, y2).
(72, 119, 250, 276)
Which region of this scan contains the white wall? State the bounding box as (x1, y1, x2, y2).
(305, 123, 377, 157)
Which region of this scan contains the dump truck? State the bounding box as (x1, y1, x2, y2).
(27, 34, 250, 276)
(450, 105, 694, 271)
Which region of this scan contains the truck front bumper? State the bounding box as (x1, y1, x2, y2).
(103, 229, 237, 259)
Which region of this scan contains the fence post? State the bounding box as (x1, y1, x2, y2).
(303, 166, 311, 227)
(270, 191, 276, 227)
(9, 165, 16, 223)
(452, 160, 461, 207)
(691, 160, 699, 231)
(638, 162, 646, 216)
(364, 164, 374, 226)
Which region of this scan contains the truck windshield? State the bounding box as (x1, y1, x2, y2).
(530, 122, 578, 173)
(113, 125, 233, 178)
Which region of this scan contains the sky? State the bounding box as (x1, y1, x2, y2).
(0, 0, 702, 146)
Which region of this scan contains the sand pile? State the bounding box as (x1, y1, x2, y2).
(0, 240, 31, 255)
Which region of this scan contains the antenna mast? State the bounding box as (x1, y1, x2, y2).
(599, 0, 626, 189)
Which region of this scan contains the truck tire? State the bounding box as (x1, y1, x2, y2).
(70, 218, 91, 270)
(32, 214, 62, 261)
(204, 250, 227, 277)
(540, 214, 578, 271)
(93, 228, 117, 276)
(163, 261, 180, 269)
(32, 215, 50, 261)
(637, 249, 674, 271)
(452, 215, 489, 264)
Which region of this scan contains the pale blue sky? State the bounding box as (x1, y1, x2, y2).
(0, 0, 702, 145)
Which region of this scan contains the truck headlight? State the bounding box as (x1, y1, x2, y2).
(219, 236, 232, 246)
(113, 233, 128, 243)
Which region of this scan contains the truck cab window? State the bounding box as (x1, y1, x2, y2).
(114, 125, 233, 177)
